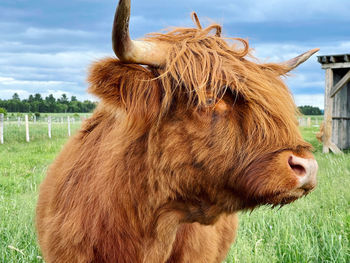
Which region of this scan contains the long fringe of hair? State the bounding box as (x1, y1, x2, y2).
(89, 14, 309, 150)
(146, 14, 307, 149)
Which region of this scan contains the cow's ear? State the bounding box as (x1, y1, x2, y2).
(88, 58, 161, 125)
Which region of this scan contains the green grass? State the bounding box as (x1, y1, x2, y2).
(0, 117, 349, 262)
(0, 121, 81, 262)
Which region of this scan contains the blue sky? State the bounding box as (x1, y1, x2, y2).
(0, 0, 349, 108)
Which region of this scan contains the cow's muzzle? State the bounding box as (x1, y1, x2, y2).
(288, 154, 318, 192)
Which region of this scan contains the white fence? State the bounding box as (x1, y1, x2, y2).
(0, 114, 320, 145)
(0, 114, 89, 144)
(297, 116, 322, 128)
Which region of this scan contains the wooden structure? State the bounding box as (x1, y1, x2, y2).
(318, 54, 350, 153)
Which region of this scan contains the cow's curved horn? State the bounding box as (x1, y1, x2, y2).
(283, 48, 320, 71)
(112, 0, 168, 66)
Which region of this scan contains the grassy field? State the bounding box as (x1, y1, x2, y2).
(0, 117, 349, 262)
(0, 121, 82, 262)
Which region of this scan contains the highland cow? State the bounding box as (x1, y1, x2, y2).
(36, 1, 318, 262)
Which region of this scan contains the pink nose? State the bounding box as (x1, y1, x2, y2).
(288, 154, 318, 191)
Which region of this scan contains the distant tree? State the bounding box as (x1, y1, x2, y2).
(7, 100, 19, 112)
(34, 93, 43, 102)
(57, 103, 68, 113)
(0, 107, 7, 116)
(28, 94, 34, 103)
(22, 102, 30, 112)
(31, 101, 40, 112)
(59, 94, 69, 105)
(12, 93, 20, 101)
(45, 94, 56, 103)
(68, 100, 81, 113)
(45, 94, 57, 112)
(298, 105, 322, 115)
(1, 93, 96, 113)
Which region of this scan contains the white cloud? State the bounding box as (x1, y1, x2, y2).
(0, 50, 111, 98)
(0, 76, 85, 100)
(24, 27, 94, 39)
(294, 94, 324, 109)
(215, 0, 350, 23)
(41, 90, 97, 102)
(0, 76, 75, 87)
(0, 89, 31, 100)
(252, 41, 350, 63)
(0, 51, 109, 68)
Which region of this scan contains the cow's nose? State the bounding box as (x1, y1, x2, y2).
(288, 154, 318, 191)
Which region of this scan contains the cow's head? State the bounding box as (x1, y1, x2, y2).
(89, 0, 318, 223)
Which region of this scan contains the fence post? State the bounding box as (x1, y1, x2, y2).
(18, 117, 21, 127)
(34, 115, 36, 123)
(25, 114, 30, 142)
(0, 113, 4, 144)
(298, 118, 302, 126)
(48, 116, 52, 139)
(307, 117, 311, 127)
(67, 116, 71, 137)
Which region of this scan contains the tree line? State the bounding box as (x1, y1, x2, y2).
(0, 93, 96, 113)
(297, 105, 323, 115)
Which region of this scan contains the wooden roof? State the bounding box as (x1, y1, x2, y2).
(317, 54, 350, 69)
(318, 54, 350, 64)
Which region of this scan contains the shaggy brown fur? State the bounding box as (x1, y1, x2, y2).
(36, 18, 315, 263)
(316, 122, 324, 142)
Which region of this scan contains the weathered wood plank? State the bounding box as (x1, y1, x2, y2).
(347, 120, 350, 149)
(329, 142, 343, 154)
(340, 119, 348, 149)
(333, 71, 347, 149)
(332, 116, 339, 147)
(332, 74, 350, 149)
(323, 68, 333, 153)
(330, 70, 350, 97)
(322, 62, 350, 69)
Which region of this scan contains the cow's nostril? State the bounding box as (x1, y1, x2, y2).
(287, 154, 318, 191)
(288, 156, 306, 176)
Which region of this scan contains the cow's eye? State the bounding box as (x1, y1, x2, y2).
(206, 97, 215, 106)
